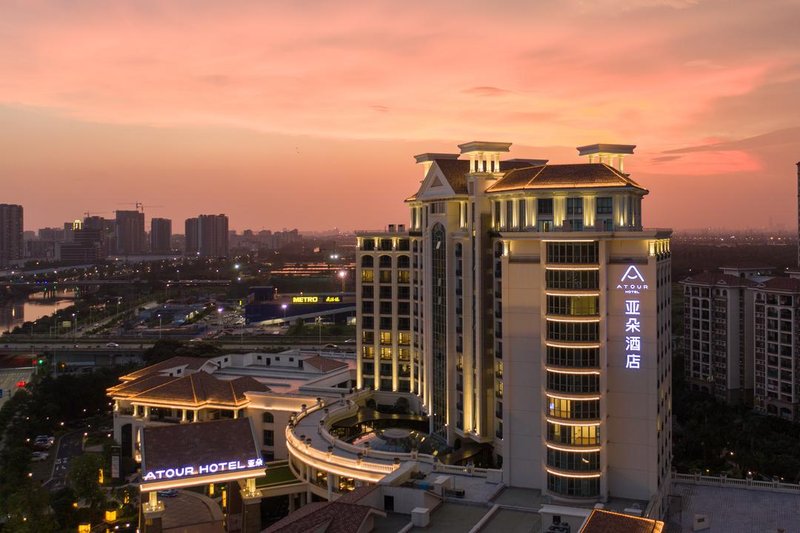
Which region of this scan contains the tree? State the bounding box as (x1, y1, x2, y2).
(67, 453, 106, 510)
(3, 480, 59, 532)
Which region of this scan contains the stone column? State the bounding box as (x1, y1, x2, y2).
(142, 491, 165, 533)
(240, 479, 262, 533)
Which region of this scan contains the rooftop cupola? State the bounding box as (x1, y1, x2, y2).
(458, 141, 512, 173)
(577, 143, 635, 173)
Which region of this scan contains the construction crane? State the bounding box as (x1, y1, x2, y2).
(116, 202, 164, 213)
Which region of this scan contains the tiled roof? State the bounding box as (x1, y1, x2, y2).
(580, 509, 664, 533)
(487, 163, 646, 193)
(119, 356, 210, 382)
(111, 371, 269, 407)
(141, 418, 261, 480)
(302, 355, 349, 373)
(107, 374, 176, 396)
(680, 272, 756, 287)
(756, 276, 800, 292)
(262, 501, 379, 533)
(406, 158, 552, 201)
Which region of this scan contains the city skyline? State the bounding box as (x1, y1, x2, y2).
(1, 1, 798, 231)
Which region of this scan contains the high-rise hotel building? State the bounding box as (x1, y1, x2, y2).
(356, 142, 672, 509)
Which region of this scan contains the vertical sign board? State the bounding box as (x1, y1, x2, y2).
(617, 265, 648, 370)
(111, 445, 121, 479)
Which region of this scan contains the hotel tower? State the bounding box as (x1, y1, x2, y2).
(356, 142, 672, 510)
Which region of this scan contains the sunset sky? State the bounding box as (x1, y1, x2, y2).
(1, 0, 798, 232)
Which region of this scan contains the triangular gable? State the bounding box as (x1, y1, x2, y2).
(413, 161, 458, 201)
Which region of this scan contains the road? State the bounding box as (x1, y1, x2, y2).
(43, 431, 84, 491)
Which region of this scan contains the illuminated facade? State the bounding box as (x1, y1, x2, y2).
(356, 142, 672, 511)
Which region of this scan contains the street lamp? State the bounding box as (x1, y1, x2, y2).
(338, 270, 347, 293)
(157, 314, 163, 339)
(71, 312, 78, 341)
(316, 316, 322, 347)
(281, 304, 288, 322)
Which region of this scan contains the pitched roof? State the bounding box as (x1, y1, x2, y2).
(302, 355, 349, 373)
(406, 158, 549, 201)
(580, 509, 664, 533)
(262, 501, 380, 533)
(141, 417, 262, 485)
(487, 163, 647, 193)
(680, 272, 756, 287)
(119, 356, 210, 382)
(111, 371, 270, 407)
(756, 276, 800, 292)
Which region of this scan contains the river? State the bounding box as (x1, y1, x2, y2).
(0, 289, 77, 334)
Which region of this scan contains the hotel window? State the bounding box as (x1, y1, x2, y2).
(380, 347, 393, 360)
(545, 269, 599, 290)
(362, 331, 374, 343)
(398, 255, 410, 268)
(263, 430, 274, 447)
(379, 271, 392, 283)
(379, 255, 392, 268)
(362, 270, 374, 282)
(361, 239, 375, 251)
(262, 412, 274, 424)
(505, 200, 514, 230)
(361, 255, 374, 267)
(380, 239, 393, 251)
(398, 332, 411, 345)
(547, 422, 600, 446)
(546, 242, 598, 263)
(547, 474, 599, 498)
(362, 301, 374, 314)
(380, 331, 392, 345)
(362, 345, 375, 358)
(398, 347, 411, 360)
(518, 199, 527, 228)
(492, 200, 502, 228)
(546, 295, 599, 316)
(546, 371, 600, 393)
(362, 285, 374, 299)
(537, 198, 554, 215)
(596, 197, 613, 215)
(398, 270, 410, 283)
(547, 448, 599, 471)
(546, 321, 599, 342)
(566, 197, 583, 215)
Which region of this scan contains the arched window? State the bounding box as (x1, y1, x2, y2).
(361, 256, 374, 267)
(379, 255, 392, 268)
(262, 412, 274, 424)
(398, 255, 410, 268)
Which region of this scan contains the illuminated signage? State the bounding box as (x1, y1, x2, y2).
(616, 265, 648, 294)
(142, 458, 263, 482)
(618, 266, 646, 370)
(291, 295, 342, 304)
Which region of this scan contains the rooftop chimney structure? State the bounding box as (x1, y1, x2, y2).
(577, 143, 636, 172)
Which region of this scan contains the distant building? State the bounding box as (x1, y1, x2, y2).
(184, 217, 199, 256)
(115, 210, 146, 255)
(83, 216, 115, 257)
(753, 276, 800, 421)
(150, 218, 172, 254)
(198, 214, 229, 258)
(0, 204, 23, 266)
(680, 271, 756, 403)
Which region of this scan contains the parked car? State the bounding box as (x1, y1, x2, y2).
(157, 489, 178, 497)
(31, 451, 49, 461)
(106, 342, 120, 347)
